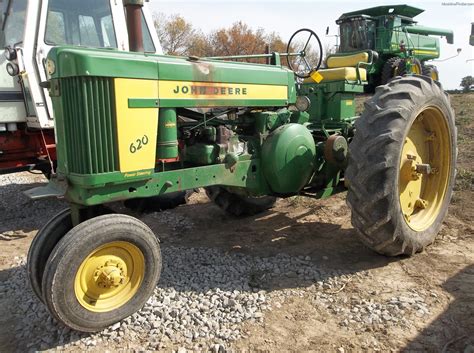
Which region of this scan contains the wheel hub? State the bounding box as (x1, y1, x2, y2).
(74, 241, 145, 313)
(94, 260, 126, 288)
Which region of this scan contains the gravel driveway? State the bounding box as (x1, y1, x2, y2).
(0, 163, 472, 352)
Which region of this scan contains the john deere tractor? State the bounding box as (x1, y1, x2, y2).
(332, 5, 453, 90)
(25, 1, 457, 332)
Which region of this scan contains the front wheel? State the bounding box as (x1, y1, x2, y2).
(41, 214, 162, 332)
(346, 75, 456, 256)
(27, 209, 72, 303)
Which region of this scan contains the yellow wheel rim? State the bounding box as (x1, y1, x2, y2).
(74, 241, 145, 313)
(431, 71, 439, 81)
(412, 63, 421, 75)
(399, 107, 451, 231)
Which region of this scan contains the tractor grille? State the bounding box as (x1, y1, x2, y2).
(61, 77, 118, 174)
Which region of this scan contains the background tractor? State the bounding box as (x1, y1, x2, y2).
(330, 4, 453, 90)
(24, 1, 457, 334)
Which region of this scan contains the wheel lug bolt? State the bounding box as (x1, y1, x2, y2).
(415, 163, 431, 175)
(415, 199, 428, 209)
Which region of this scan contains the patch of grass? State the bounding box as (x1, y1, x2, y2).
(455, 113, 471, 128)
(454, 168, 474, 191)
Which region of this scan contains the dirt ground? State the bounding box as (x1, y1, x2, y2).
(0, 93, 473, 352)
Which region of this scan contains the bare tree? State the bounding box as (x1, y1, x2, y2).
(153, 13, 293, 65)
(154, 13, 196, 55)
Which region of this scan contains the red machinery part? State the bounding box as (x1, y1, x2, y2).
(0, 127, 56, 174)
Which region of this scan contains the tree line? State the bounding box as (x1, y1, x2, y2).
(153, 12, 334, 68)
(154, 13, 289, 60)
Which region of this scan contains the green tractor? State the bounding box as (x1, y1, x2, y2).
(26, 1, 457, 332)
(330, 5, 453, 90)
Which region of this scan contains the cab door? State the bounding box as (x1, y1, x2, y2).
(31, 0, 128, 128)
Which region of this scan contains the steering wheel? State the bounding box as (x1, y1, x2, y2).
(286, 28, 323, 78)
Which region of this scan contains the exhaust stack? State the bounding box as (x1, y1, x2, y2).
(123, 0, 144, 52)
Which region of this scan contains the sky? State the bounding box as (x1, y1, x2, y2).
(148, 0, 474, 89)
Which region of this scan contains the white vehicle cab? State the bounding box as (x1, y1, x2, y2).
(0, 0, 161, 175)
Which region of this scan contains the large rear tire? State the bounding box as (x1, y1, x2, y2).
(346, 76, 456, 256)
(123, 191, 191, 213)
(206, 186, 276, 217)
(41, 214, 161, 332)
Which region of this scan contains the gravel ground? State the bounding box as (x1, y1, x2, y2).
(0, 173, 66, 236)
(4, 243, 435, 352)
(1, 166, 472, 351)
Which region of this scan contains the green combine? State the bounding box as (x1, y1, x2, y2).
(26, 1, 457, 332)
(332, 4, 453, 90)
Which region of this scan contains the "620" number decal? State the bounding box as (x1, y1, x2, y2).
(129, 135, 149, 154)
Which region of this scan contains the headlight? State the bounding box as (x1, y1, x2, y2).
(295, 96, 311, 112)
(4, 47, 17, 61)
(46, 59, 56, 76)
(6, 62, 19, 76)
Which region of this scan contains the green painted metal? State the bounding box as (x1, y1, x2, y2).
(157, 108, 178, 159)
(335, 4, 453, 87)
(338, 5, 424, 20)
(160, 98, 290, 109)
(61, 159, 269, 206)
(405, 26, 453, 45)
(290, 111, 310, 125)
(48, 47, 296, 108)
(54, 76, 118, 175)
(261, 124, 316, 194)
(48, 47, 159, 79)
(44, 40, 360, 213)
(184, 143, 219, 165)
(298, 81, 362, 124)
(49, 47, 295, 86)
(128, 98, 159, 108)
(254, 110, 293, 134)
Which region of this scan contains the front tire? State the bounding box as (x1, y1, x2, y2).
(41, 214, 162, 332)
(27, 209, 72, 303)
(346, 76, 456, 256)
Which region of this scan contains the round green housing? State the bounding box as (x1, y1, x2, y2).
(262, 124, 316, 194)
(157, 108, 178, 159)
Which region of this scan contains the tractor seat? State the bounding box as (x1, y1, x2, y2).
(306, 51, 372, 83)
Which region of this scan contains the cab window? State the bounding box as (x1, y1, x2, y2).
(141, 10, 155, 52)
(0, 0, 28, 48)
(339, 19, 375, 52)
(45, 0, 117, 48)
